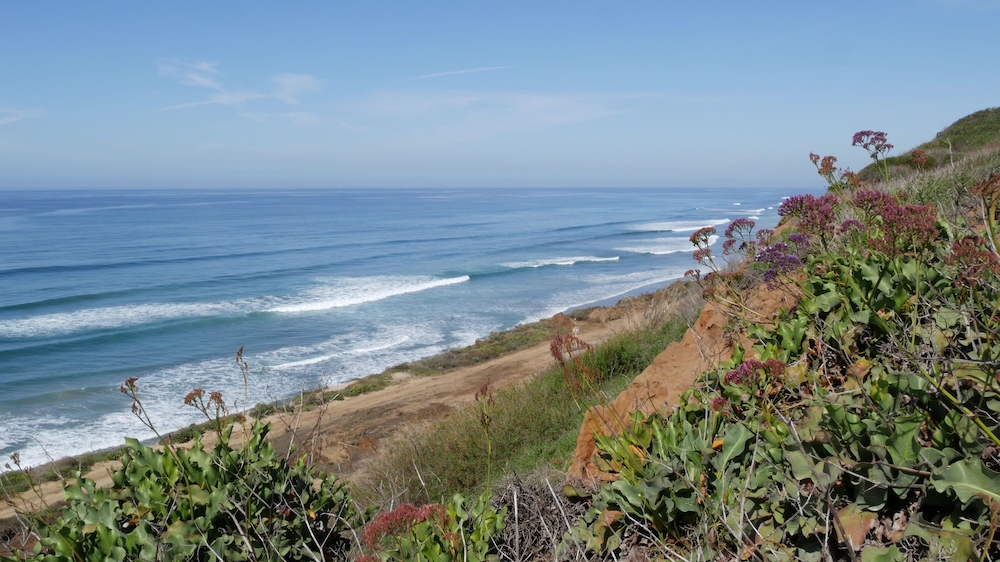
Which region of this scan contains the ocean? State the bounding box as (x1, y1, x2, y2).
(0, 187, 810, 470)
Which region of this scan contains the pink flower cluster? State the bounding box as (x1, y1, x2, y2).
(852, 130, 894, 159)
(778, 194, 840, 240)
(850, 190, 937, 254)
(711, 396, 728, 411)
(723, 359, 786, 386)
(948, 235, 1000, 284)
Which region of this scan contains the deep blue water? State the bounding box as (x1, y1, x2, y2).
(0, 187, 808, 469)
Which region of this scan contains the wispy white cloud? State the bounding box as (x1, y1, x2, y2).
(271, 74, 323, 104)
(0, 107, 44, 126)
(238, 111, 320, 127)
(158, 59, 224, 90)
(157, 61, 323, 114)
(407, 66, 514, 80)
(360, 89, 650, 125)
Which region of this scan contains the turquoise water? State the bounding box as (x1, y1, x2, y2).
(0, 187, 809, 469)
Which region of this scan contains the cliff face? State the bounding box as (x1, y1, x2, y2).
(568, 280, 800, 481)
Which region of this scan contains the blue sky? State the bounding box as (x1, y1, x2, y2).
(1, 1, 997, 189)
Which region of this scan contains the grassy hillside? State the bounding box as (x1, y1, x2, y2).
(860, 107, 1000, 181)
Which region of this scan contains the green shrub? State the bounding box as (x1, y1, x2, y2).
(4, 410, 367, 561)
(573, 183, 1000, 560)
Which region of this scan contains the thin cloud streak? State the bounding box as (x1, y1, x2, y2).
(407, 65, 513, 80)
(156, 60, 323, 114)
(0, 107, 44, 126)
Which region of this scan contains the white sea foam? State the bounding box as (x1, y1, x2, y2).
(266, 276, 470, 313)
(617, 235, 718, 255)
(501, 256, 619, 268)
(0, 276, 470, 338)
(0, 323, 468, 471)
(749, 215, 760, 220)
(733, 203, 741, 206)
(628, 219, 729, 233)
(0, 302, 247, 339)
(523, 267, 689, 323)
(271, 336, 411, 369)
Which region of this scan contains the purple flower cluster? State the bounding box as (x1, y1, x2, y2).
(838, 219, 865, 235)
(787, 233, 811, 250)
(852, 130, 894, 159)
(778, 194, 840, 240)
(723, 359, 786, 386)
(755, 242, 803, 285)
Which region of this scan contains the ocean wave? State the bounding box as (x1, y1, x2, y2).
(628, 219, 729, 232)
(0, 321, 482, 471)
(0, 302, 247, 339)
(523, 267, 689, 323)
(0, 276, 470, 338)
(266, 275, 470, 313)
(271, 336, 411, 369)
(616, 235, 717, 255)
(501, 256, 619, 268)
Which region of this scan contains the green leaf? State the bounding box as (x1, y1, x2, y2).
(930, 459, 1000, 508)
(860, 545, 904, 562)
(783, 448, 814, 482)
(712, 423, 752, 472)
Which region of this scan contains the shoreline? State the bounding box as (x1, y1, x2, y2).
(0, 278, 698, 522)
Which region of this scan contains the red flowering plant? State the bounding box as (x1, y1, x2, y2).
(809, 153, 861, 192)
(909, 148, 932, 169)
(358, 494, 505, 561)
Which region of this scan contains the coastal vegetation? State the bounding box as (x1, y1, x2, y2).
(353, 306, 695, 508)
(4, 107, 1000, 560)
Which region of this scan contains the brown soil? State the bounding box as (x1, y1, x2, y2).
(568, 279, 801, 482)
